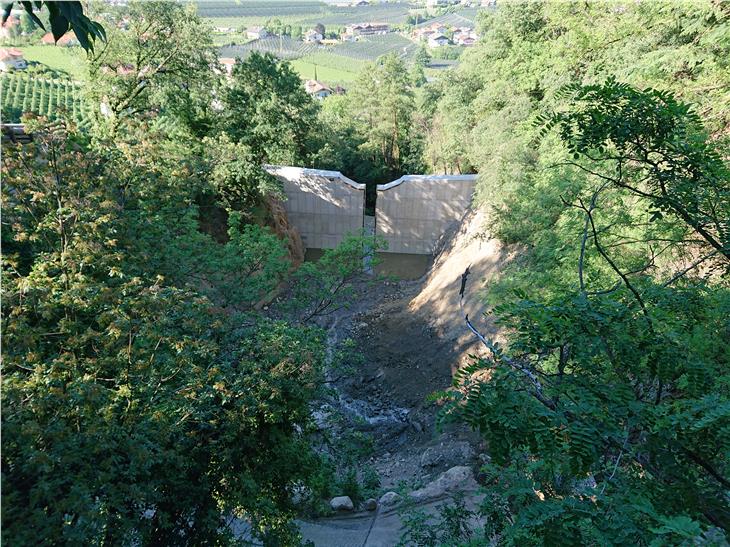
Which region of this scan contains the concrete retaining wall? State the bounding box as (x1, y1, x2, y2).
(264, 166, 365, 249)
(376, 175, 477, 254)
(265, 166, 477, 255)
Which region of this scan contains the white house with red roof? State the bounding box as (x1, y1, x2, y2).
(304, 80, 332, 100)
(0, 47, 26, 71)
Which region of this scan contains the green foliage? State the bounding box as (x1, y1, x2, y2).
(423, 3, 730, 542)
(87, 1, 217, 138)
(316, 53, 425, 191)
(430, 45, 464, 61)
(1, 119, 328, 545)
(287, 231, 386, 322)
(4, 1, 105, 52)
(440, 82, 730, 543)
(539, 78, 729, 265)
(398, 494, 481, 547)
(223, 51, 320, 165)
(414, 43, 431, 68)
(204, 133, 284, 210)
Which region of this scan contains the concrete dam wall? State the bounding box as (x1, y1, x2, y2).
(376, 175, 477, 254)
(264, 166, 477, 255)
(264, 166, 366, 250)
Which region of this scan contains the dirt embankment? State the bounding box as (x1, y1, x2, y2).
(325, 206, 513, 490)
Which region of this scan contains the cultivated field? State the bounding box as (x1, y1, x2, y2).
(0, 73, 91, 125)
(331, 34, 417, 61)
(196, 0, 414, 27)
(414, 12, 478, 29)
(16, 45, 86, 80)
(203, 1, 486, 83)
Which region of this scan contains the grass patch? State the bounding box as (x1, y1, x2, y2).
(289, 58, 359, 83)
(17, 45, 86, 80)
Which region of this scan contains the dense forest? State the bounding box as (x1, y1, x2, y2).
(2, 1, 728, 545)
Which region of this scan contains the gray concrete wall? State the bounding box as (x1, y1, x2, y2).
(265, 166, 477, 255)
(376, 175, 477, 254)
(265, 166, 365, 249)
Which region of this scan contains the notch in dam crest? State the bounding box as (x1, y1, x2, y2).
(264, 165, 477, 256)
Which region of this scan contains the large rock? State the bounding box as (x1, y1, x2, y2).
(420, 442, 474, 469)
(330, 496, 354, 512)
(409, 466, 478, 503)
(364, 498, 378, 511)
(378, 491, 402, 508)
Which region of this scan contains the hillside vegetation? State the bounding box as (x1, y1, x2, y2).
(414, 2, 730, 543)
(1, 1, 728, 545)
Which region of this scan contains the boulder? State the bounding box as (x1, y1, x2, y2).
(409, 466, 477, 503)
(378, 491, 402, 507)
(364, 498, 378, 511)
(330, 496, 354, 512)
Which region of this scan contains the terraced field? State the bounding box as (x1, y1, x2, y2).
(220, 33, 417, 65)
(196, 0, 328, 19)
(198, 0, 413, 27)
(220, 36, 324, 60)
(414, 12, 478, 29)
(331, 34, 417, 61)
(0, 73, 91, 126)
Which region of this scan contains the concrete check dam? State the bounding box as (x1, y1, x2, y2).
(264, 166, 477, 278)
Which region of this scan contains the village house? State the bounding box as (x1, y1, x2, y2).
(304, 29, 323, 43)
(246, 26, 269, 40)
(304, 80, 332, 100)
(219, 57, 236, 77)
(40, 32, 79, 46)
(0, 16, 19, 40)
(426, 0, 460, 7)
(412, 22, 448, 42)
(0, 47, 26, 71)
(343, 22, 390, 37)
(453, 28, 478, 46)
(428, 34, 451, 48)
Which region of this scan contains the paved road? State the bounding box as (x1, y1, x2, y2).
(232, 491, 481, 546)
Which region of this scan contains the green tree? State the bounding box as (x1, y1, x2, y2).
(347, 53, 423, 179)
(410, 61, 427, 88)
(222, 51, 319, 165)
(1, 119, 327, 545)
(414, 43, 431, 67)
(445, 82, 730, 544)
(87, 1, 217, 137)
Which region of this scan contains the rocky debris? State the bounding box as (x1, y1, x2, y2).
(364, 498, 378, 511)
(420, 447, 444, 468)
(420, 441, 474, 470)
(408, 412, 425, 434)
(291, 485, 309, 506)
(312, 404, 334, 430)
(330, 496, 354, 512)
(409, 466, 478, 503)
(378, 491, 402, 508)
